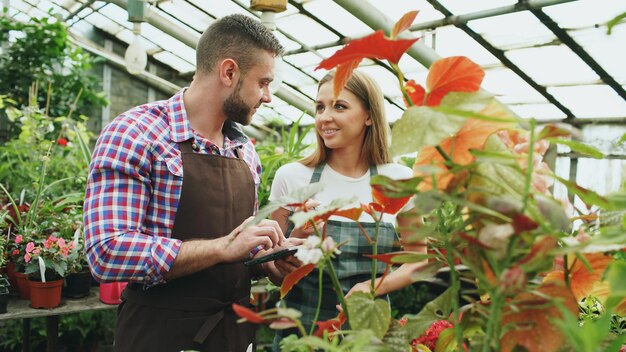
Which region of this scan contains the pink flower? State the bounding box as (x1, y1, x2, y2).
(15, 235, 23, 244)
(12, 249, 18, 256)
(25, 242, 35, 253)
(24, 253, 31, 263)
(33, 248, 40, 254)
(57, 238, 66, 248)
(61, 246, 70, 256)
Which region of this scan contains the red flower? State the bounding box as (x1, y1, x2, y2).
(57, 138, 68, 146)
(412, 319, 453, 350)
(250, 138, 256, 145)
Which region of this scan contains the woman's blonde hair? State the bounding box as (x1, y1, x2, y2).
(301, 70, 392, 167)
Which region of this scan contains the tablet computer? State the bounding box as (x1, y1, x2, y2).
(244, 247, 299, 266)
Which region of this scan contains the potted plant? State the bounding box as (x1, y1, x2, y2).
(23, 234, 77, 308)
(63, 225, 92, 298)
(0, 234, 10, 314)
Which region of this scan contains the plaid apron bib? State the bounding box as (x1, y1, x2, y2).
(281, 163, 400, 332)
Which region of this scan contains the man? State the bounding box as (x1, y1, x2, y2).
(84, 14, 297, 351)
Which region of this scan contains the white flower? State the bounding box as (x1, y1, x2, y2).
(321, 237, 341, 255)
(477, 223, 514, 260)
(303, 235, 321, 249)
(295, 247, 323, 264)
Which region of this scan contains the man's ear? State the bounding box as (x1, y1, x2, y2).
(218, 58, 239, 87)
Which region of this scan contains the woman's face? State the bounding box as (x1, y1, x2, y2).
(315, 81, 371, 151)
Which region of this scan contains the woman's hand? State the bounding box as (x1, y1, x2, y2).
(346, 280, 376, 298)
(290, 220, 324, 238)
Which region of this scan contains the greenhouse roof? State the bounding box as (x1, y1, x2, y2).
(5, 0, 626, 127)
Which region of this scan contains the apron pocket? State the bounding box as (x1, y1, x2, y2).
(165, 314, 222, 351)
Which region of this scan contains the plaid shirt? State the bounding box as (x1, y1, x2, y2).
(83, 89, 261, 287)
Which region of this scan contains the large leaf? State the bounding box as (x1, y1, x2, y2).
(365, 251, 433, 264)
(391, 106, 466, 156)
(425, 56, 485, 107)
(382, 319, 410, 352)
(554, 175, 610, 209)
(371, 175, 422, 214)
(346, 292, 391, 339)
(544, 253, 613, 302)
(280, 263, 315, 299)
(404, 287, 454, 338)
(391, 11, 419, 39)
(290, 197, 358, 228)
(500, 283, 578, 352)
(232, 303, 265, 324)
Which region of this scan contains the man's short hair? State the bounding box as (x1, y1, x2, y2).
(196, 14, 284, 75)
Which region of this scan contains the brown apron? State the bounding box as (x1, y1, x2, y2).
(115, 139, 257, 352)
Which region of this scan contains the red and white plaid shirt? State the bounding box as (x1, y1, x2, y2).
(83, 89, 261, 287)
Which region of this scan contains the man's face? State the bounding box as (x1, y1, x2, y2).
(222, 51, 275, 125)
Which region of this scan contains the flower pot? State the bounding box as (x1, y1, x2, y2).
(6, 262, 18, 289)
(99, 282, 127, 305)
(29, 279, 64, 309)
(64, 271, 92, 298)
(14, 271, 30, 299)
(0, 292, 8, 314)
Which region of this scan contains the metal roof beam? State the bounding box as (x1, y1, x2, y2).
(410, 0, 577, 31)
(529, 7, 626, 101)
(425, 0, 576, 120)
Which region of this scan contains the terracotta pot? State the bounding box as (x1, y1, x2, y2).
(14, 272, 30, 299)
(29, 279, 64, 309)
(6, 262, 18, 289)
(64, 271, 92, 298)
(99, 282, 127, 305)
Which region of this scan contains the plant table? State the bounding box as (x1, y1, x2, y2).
(0, 287, 117, 352)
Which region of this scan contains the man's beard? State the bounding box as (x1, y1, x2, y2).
(223, 81, 253, 125)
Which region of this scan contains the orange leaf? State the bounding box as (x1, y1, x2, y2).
(544, 253, 613, 302)
(500, 283, 578, 352)
(415, 118, 508, 190)
(232, 303, 265, 324)
(331, 207, 363, 221)
(391, 11, 419, 39)
(425, 56, 484, 106)
(364, 251, 415, 265)
(280, 263, 315, 299)
(372, 185, 411, 214)
(316, 30, 419, 70)
(404, 79, 426, 107)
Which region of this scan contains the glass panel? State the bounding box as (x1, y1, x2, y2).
(576, 158, 626, 195)
(83, 10, 125, 36)
(366, 0, 444, 23)
(397, 55, 427, 75)
(157, 2, 214, 32)
(284, 52, 323, 67)
(277, 14, 340, 46)
(581, 124, 626, 156)
(543, 0, 624, 29)
(570, 26, 626, 81)
(431, 25, 500, 66)
(189, 0, 252, 19)
(548, 85, 626, 118)
(385, 101, 405, 124)
(304, 0, 372, 37)
(357, 65, 403, 98)
(97, 3, 132, 29)
(281, 62, 317, 86)
(273, 31, 302, 52)
(152, 51, 196, 73)
(467, 11, 554, 49)
(482, 67, 545, 104)
(506, 45, 599, 85)
(141, 24, 197, 66)
(508, 103, 567, 120)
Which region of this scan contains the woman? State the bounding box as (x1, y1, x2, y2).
(269, 70, 425, 348)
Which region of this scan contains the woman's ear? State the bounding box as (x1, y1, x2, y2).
(365, 116, 373, 126)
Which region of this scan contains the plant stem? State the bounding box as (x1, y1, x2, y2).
(370, 220, 381, 294)
(521, 118, 536, 213)
(326, 260, 350, 323)
(563, 254, 570, 287)
(435, 145, 454, 165)
(391, 63, 412, 107)
(444, 239, 463, 351)
(482, 290, 504, 352)
(309, 267, 324, 335)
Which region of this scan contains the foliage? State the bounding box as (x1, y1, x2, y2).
(0, 12, 107, 138)
(256, 116, 314, 208)
(235, 9, 626, 352)
(22, 233, 80, 280)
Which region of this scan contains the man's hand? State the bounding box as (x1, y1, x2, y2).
(220, 217, 284, 262)
(260, 237, 305, 285)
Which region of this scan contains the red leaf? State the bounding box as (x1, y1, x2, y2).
(364, 251, 415, 265)
(500, 283, 578, 352)
(232, 303, 265, 324)
(404, 79, 426, 107)
(281, 263, 315, 299)
(517, 236, 558, 267)
(331, 207, 363, 221)
(360, 202, 385, 220)
(425, 56, 484, 106)
(457, 232, 492, 249)
(332, 59, 363, 102)
(391, 11, 419, 39)
(316, 30, 419, 71)
(512, 214, 539, 234)
(372, 185, 411, 214)
(314, 311, 347, 337)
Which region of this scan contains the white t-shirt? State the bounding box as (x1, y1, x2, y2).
(269, 162, 414, 224)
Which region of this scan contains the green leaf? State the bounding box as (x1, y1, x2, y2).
(413, 191, 443, 214)
(554, 175, 610, 209)
(382, 319, 409, 352)
(391, 106, 465, 156)
(248, 182, 325, 227)
(290, 196, 357, 228)
(605, 261, 626, 311)
(545, 138, 604, 159)
(434, 327, 457, 352)
(617, 132, 626, 145)
(346, 292, 391, 340)
(404, 287, 454, 338)
(371, 175, 423, 198)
